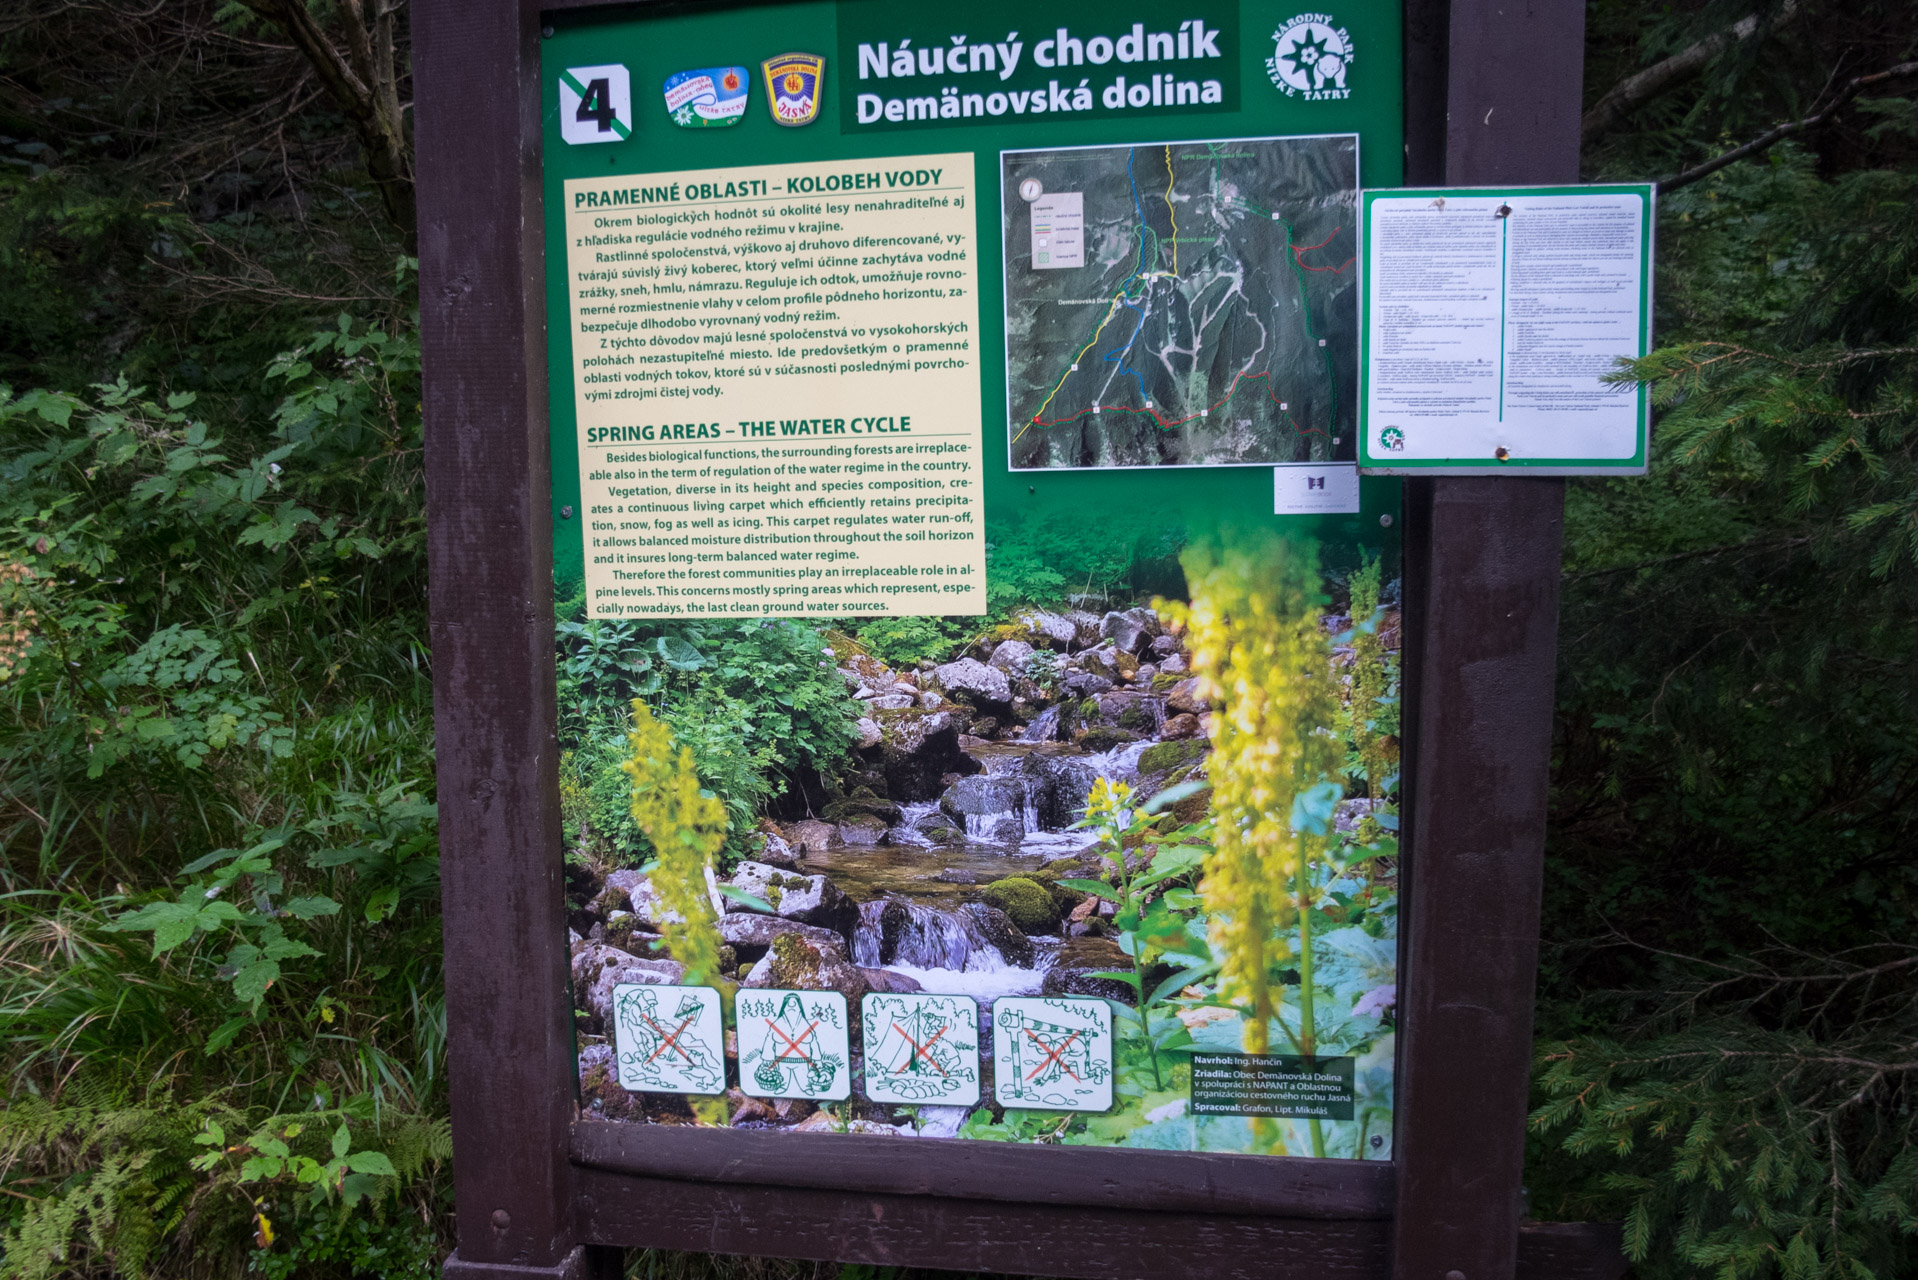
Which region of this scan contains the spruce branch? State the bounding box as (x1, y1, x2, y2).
(1659, 61, 1918, 193)
(1582, 3, 1799, 149)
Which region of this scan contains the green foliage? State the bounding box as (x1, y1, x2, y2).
(557, 612, 853, 863)
(984, 509, 1185, 613)
(1532, 948, 1918, 1279)
(619, 699, 727, 991)
(1537, 16, 1918, 1268)
(248, 1206, 439, 1280)
(844, 615, 973, 668)
(1064, 779, 1214, 1094)
(0, 304, 448, 1276)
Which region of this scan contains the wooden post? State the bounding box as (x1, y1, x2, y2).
(415, 1, 618, 1276)
(1391, 1, 1587, 1278)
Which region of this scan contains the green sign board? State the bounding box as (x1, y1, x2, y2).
(541, 0, 1406, 1162)
(1357, 183, 1656, 475)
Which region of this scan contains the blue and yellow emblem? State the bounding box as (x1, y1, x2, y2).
(761, 53, 825, 127)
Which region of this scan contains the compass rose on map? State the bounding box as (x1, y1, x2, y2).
(861, 993, 981, 1106)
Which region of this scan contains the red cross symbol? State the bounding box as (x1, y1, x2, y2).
(641, 1012, 697, 1065)
(766, 1018, 819, 1064)
(1024, 1028, 1083, 1082)
(891, 1022, 950, 1077)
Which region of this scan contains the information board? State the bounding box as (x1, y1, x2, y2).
(1357, 184, 1654, 474)
(544, 0, 1407, 1163)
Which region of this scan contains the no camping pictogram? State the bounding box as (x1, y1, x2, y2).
(861, 993, 980, 1106)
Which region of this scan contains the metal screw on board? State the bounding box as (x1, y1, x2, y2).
(1446, 1272, 1468, 1280)
(492, 1209, 511, 1229)
(541, 25, 554, 37)
(561, 506, 574, 519)
(1379, 514, 1394, 528)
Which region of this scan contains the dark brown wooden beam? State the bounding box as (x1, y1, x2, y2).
(572, 1120, 1394, 1219)
(574, 1170, 1625, 1280)
(576, 1170, 1392, 1280)
(1388, 1, 1589, 1274)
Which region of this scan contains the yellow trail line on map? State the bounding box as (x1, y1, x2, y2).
(1014, 292, 1127, 446)
(1164, 144, 1178, 277)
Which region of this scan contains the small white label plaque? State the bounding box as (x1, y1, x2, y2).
(1275, 463, 1361, 514)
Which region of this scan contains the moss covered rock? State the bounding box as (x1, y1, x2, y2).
(1139, 738, 1207, 776)
(1077, 724, 1141, 752)
(982, 876, 1061, 932)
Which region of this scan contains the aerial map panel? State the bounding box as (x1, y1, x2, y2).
(1003, 135, 1359, 470)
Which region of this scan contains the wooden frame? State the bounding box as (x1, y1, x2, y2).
(415, 1, 1625, 1276)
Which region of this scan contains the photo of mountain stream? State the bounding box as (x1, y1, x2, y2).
(561, 538, 1401, 1158)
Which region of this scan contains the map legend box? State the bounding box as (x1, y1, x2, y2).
(1030, 192, 1084, 268)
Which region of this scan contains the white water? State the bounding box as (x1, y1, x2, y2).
(878, 962, 1048, 1002)
(854, 898, 1009, 970)
(887, 799, 945, 847)
(1021, 705, 1063, 742)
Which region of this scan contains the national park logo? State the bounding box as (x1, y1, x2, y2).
(1379, 426, 1406, 451)
(662, 66, 750, 128)
(762, 52, 825, 127)
(1266, 14, 1354, 100)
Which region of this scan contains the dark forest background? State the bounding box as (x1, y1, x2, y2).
(0, 2, 1915, 1277)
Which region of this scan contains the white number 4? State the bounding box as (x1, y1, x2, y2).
(560, 64, 630, 145)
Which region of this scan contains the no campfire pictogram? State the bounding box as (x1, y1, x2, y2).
(993, 997, 1114, 1112)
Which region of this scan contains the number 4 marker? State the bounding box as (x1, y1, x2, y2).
(560, 65, 631, 144)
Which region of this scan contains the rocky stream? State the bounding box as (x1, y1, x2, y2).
(567, 602, 1237, 1129)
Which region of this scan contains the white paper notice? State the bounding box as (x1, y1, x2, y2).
(1365, 192, 1647, 465)
(1030, 192, 1084, 269)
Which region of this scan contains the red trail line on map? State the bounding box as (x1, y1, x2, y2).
(1028, 368, 1327, 439)
(1291, 227, 1355, 274)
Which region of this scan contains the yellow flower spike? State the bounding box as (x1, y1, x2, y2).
(1156, 533, 1339, 1073)
(620, 699, 730, 1126)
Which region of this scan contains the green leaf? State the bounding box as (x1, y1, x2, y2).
(331, 1123, 351, 1159)
(345, 1150, 396, 1176)
(1058, 878, 1121, 903)
(230, 958, 280, 1004)
(716, 884, 774, 914)
(204, 1015, 252, 1055)
(1143, 779, 1209, 813)
(238, 1155, 284, 1182)
(1290, 780, 1344, 836)
(282, 895, 341, 920)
